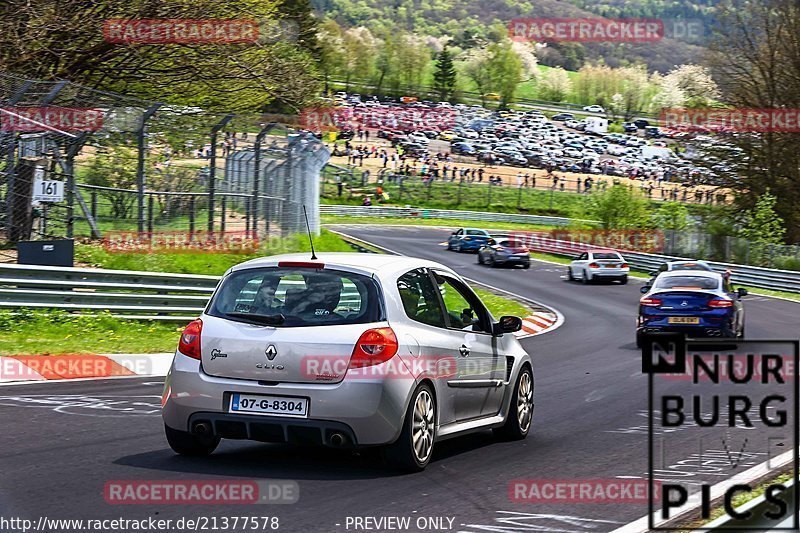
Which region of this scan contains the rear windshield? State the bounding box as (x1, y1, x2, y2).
(671, 263, 713, 271)
(593, 253, 621, 260)
(207, 267, 384, 327)
(655, 276, 719, 290)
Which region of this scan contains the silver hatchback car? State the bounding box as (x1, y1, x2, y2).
(162, 253, 534, 471)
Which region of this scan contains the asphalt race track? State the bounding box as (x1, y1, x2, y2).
(0, 224, 797, 533)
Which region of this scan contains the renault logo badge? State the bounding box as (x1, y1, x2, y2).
(265, 345, 278, 360)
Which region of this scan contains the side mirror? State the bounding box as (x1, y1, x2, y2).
(488, 239, 496, 245)
(650, 270, 659, 276)
(640, 286, 650, 294)
(737, 287, 748, 298)
(494, 315, 522, 335)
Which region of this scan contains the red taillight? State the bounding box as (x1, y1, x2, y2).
(349, 327, 399, 368)
(640, 297, 662, 307)
(621, 263, 629, 268)
(588, 262, 600, 268)
(178, 319, 202, 360)
(708, 299, 733, 308)
(278, 261, 325, 268)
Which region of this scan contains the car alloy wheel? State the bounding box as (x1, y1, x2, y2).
(385, 384, 436, 471)
(494, 366, 534, 440)
(412, 389, 435, 464)
(567, 268, 575, 281)
(582, 270, 590, 284)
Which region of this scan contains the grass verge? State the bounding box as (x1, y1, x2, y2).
(0, 310, 181, 355)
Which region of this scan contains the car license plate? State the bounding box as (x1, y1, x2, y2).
(603, 264, 619, 268)
(668, 317, 700, 324)
(229, 393, 308, 418)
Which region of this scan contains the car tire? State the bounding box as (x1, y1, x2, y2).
(582, 270, 591, 284)
(164, 424, 220, 457)
(522, 262, 530, 270)
(567, 268, 575, 281)
(494, 366, 534, 441)
(384, 383, 436, 472)
(456, 242, 463, 253)
(620, 275, 628, 285)
(477, 253, 484, 265)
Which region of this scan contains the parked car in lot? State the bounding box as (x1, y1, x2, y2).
(582, 105, 605, 114)
(622, 122, 638, 133)
(477, 237, 531, 268)
(551, 113, 574, 122)
(636, 270, 746, 346)
(452, 142, 476, 155)
(567, 250, 629, 284)
(163, 253, 534, 471)
(447, 228, 492, 252)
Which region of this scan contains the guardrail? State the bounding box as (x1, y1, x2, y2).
(0, 263, 218, 321)
(516, 235, 800, 294)
(320, 204, 597, 227)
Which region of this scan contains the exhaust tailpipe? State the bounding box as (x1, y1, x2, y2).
(194, 421, 213, 436)
(329, 433, 346, 447)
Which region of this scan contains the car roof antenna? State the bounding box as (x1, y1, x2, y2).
(303, 205, 318, 260)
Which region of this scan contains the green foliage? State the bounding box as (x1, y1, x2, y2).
(487, 40, 522, 108)
(653, 202, 690, 230)
(741, 191, 786, 246)
(588, 185, 653, 229)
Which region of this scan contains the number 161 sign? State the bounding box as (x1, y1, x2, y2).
(32, 179, 65, 203)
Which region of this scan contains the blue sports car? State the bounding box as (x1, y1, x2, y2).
(636, 270, 747, 347)
(447, 228, 492, 253)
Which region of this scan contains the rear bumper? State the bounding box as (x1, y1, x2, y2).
(162, 352, 413, 446)
(494, 255, 530, 265)
(637, 323, 736, 338)
(588, 268, 628, 278)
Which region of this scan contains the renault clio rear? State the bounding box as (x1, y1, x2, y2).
(162, 253, 534, 471)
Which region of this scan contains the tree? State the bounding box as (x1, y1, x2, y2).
(654, 202, 690, 231)
(317, 19, 346, 94)
(653, 64, 720, 110)
(84, 146, 139, 219)
(740, 191, 787, 266)
(588, 185, 652, 229)
(487, 40, 522, 108)
(462, 48, 492, 107)
(432, 47, 457, 101)
(342, 27, 377, 91)
(710, 0, 800, 241)
(0, 0, 321, 111)
(538, 67, 572, 102)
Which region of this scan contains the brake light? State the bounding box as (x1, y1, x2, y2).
(588, 262, 600, 268)
(278, 261, 325, 268)
(178, 319, 202, 360)
(708, 299, 733, 308)
(349, 327, 399, 368)
(621, 263, 629, 268)
(640, 297, 662, 307)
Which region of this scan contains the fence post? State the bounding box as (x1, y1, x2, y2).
(220, 195, 227, 233)
(91, 191, 97, 220)
(517, 184, 523, 209)
(487, 182, 492, 207)
(252, 123, 275, 238)
(189, 197, 195, 240)
(207, 114, 234, 233)
(147, 194, 154, 235)
(457, 177, 463, 206)
(244, 197, 251, 236)
(136, 104, 162, 236)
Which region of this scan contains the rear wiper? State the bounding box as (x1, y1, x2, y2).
(225, 312, 285, 326)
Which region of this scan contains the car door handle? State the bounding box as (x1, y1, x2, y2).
(459, 345, 470, 357)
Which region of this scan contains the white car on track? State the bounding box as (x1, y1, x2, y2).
(567, 249, 629, 284)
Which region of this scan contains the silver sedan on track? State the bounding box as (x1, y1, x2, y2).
(162, 253, 534, 471)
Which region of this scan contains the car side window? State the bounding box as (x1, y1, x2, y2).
(397, 269, 446, 329)
(431, 272, 491, 333)
(578, 253, 588, 261)
(455, 229, 463, 236)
